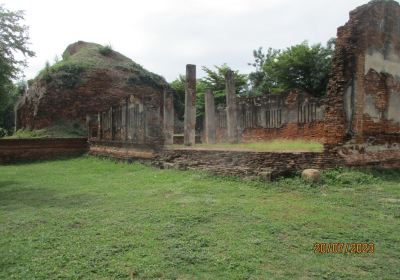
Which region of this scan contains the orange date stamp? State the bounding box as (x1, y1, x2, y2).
(314, 242, 375, 254)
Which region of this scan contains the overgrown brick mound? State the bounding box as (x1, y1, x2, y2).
(16, 41, 168, 130)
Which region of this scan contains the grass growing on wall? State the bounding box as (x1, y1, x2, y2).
(0, 157, 399, 279)
(5, 123, 86, 139)
(171, 139, 324, 152)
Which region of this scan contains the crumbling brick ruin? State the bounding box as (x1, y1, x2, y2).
(210, 90, 325, 143)
(88, 90, 165, 158)
(15, 41, 168, 132)
(88, 0, 400, 175)
(324, 0, 400, 167)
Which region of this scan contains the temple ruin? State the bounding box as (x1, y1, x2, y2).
(88, 0, 400, 176)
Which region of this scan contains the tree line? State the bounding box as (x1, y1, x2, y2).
(171, 39, 335, 128)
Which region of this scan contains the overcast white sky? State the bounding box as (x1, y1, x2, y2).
(2, 0, 369, 82)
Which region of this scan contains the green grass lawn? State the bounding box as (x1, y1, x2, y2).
(169, 139, 324, 152)
(0, 157, 399, 279)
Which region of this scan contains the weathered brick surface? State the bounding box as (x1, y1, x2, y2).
(241, 122, 325, 142)
(214, 90, 325, 143)
(0, 138, 88, 164)
(153, 148, 341, 179)
(89, 141, 156, 159)
(325, 0, 400, 144)
(323, 0, 400, 167)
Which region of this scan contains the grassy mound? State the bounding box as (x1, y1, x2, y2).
(35, 41, 166, 90)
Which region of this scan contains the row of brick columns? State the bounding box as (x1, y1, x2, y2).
(181, 64, 239, 146)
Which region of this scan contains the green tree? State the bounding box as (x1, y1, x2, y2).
(0, 81, 25, 136)
(0, 4, 34, 135)
(248, 47, 281, 94)
(201, 63, 248, 96)
(170, 75, 186, 122)
(0, 5, 35, 83)
(249, 40, 334, 97)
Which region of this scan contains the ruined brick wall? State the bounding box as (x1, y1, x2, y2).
(214, 90, 325, 142)
(154, 148, 341, 178)
(325, 0, 400, 144)
(0, 138, 88, 164)
(90, 93, 164, 149)
(88, 140, 157, 159)
(324, 0, 400, 166)
(241, 122, 326, 142)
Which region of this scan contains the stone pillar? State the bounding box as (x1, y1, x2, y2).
(125, 97, 129, 142)
(260, 107, 267, 128)
(225, 70, 238, 143)
(111, 107, 115, 141)
(14, 105, 18, 133)
(97, 112, 102, 140)
(86, 114, 91, 139)
(205, 89, 216, 144)
(184, 64, 196, 146)
(164, 88, 174, 145)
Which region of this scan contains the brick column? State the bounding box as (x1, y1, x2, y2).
(225, 70, 238, 143)
(164, 88, 174, 145)
(184, 64, 196, 146)
(205, 89, 216, 144)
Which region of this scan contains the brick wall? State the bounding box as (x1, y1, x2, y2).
(0, 138, 88, 164)
(241, 122, 325, 142)
(153, 148, 341, 179)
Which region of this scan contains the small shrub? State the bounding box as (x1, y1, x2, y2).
(322, 168, 377, 187)
(99, 44, 113, 56)
(0, 127, 8, 138)
(57, 64, 85, 89)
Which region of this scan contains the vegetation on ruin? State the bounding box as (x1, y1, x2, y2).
(170, 139, 323, 152)
(36, 41, 167, 91)
(98, 44, 113, 56)
(5, 122, 86, 139)
(0, 157, 399, 279)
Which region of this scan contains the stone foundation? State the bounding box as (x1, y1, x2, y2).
(152, 148, 340, 179)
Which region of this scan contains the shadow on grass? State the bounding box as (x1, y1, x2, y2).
(0, 182, 95, 211)
(363, 168, 400, 182)
(0, 180, 19, 189)
(1, 155, 85, 166)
